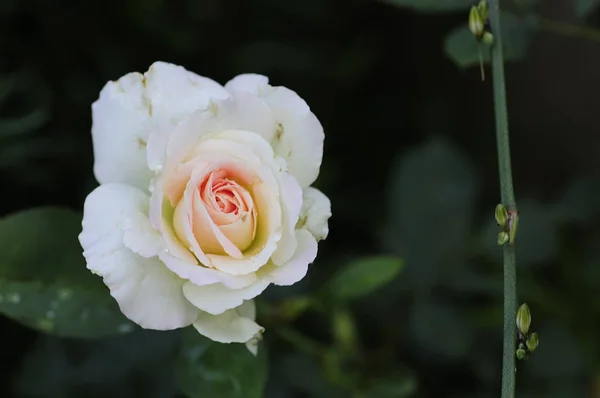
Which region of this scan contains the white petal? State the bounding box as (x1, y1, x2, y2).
(237, 300, 261, 356)
(270, 172, 302, 265)
(265, 87, 324, 188)
(225, 74, 270, 96)
(298, 187, 332, 241)
(164, 91, 277, 175)
(144, 62, 229, 171)
(193, 302, 264, 343)
(159, 251, 259, 290)
(79, 183, 198, 330)
(92, 62, 229, 190)
(123, 210, 163, 258)
(91, 73, 154, 191)
(225, 75, 324, 188)
(182, 280, 269, 315)
(264, 229, 318, 286)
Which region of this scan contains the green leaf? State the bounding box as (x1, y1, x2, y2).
(575, 0, 600, 18)
(444, 13, 538, 68)
(0, 207, 134, 338)
(385, 137, 479, 289)
(380, 0, 473, 13)
(327, 256, 404, 300)
(14, 330, 180, 398)
(176, 327, 268, 398)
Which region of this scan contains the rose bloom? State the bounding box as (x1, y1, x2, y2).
(78, 62, 331, 353)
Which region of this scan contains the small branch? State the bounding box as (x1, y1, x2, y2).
(488, 1, 518, 397)
(538, 17, 600, 44)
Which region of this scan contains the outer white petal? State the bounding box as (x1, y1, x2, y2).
(298, 187, 332, 241)
(164, 92, 277, 174)
(238, 300, 261, 356)
(264, 229, 318, 286)
(79, 183, 198, 330)
(225, 74, 324, 188)
(182, 280, 269, 315)
(144, 62, 229, 171)
(123, 210, 163, 258)
(270, 171, 302, 266)
(91, 73, 154, 191)
(92, 61, 229, 190)
(225, 74, 269, 96)
(193, 301, 264, 344)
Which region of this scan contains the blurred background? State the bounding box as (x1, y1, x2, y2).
(2, 0, 600, 397)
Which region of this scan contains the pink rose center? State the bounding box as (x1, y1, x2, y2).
(190, 168, 257, 255)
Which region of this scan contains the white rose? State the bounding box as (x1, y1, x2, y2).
(78, 62, 331, 353)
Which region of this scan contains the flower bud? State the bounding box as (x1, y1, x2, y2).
(498, 231, 509, 246)
(495, 204, 508, 227)
(469, 6, 484, 39)
(477, 0, 489, 21)
(509, 211, 519, 245)
(482, 31, 494, 46)
(516, 303, 531, 336)
(526, 332, 539, 352)
(516, 347, 527, 360)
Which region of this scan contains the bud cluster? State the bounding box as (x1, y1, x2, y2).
(515, 303, 539, 360)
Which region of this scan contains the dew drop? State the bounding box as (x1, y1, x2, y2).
(58, 289, 72, 300)
(7, 293, 20, 304)
(37, 318, 54, 332)
(118, 323, 134, 333)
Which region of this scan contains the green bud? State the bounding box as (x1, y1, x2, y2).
(495, 204, 508, 227)
(509, 211, 519, 244)
(482, 31, 494, 46)
(333, 307, 357, 353)
(516, 348, 527, 360)
(516, 303, 531, 336)
(469, 6, 484, 39)
(498, 231, 509, 246)
(526, 332, 539, 352)
(477, 0, 489, 21)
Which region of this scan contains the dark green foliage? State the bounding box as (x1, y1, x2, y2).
(2, 0, 600, 397)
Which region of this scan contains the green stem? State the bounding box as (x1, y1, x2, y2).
(488, 1, 518, 397)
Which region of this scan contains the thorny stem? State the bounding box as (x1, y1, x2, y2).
(488, 0, 518, 397)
